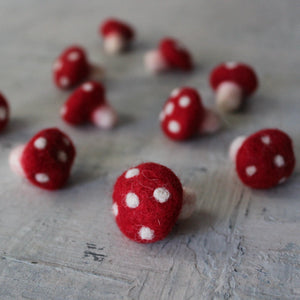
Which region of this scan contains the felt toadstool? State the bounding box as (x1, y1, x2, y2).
(229, 128, 296, 189)
(53, 45, 90, 89)
(160, 87, 221, 141)
(144, 38, 193, 74)
(0, 92, 9, 132)
(100, 18, 135, 55)
(210, 62, 258, 112)
(61, 81, 117, 129)
(112, 162, 197, 243)
(9, 128, 76, 190)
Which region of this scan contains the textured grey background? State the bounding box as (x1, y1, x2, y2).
(0, 0, 300, 299)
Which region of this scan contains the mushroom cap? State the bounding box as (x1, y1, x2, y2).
(61, 81, 106, 125)
(159, 38, 193, 71)
(21, 128, 76, 190)
(0, 92, 9, 132)
(210, 62, 258, 96)
(235, 128, 295, 189)
(160, 87, 205, 141)
(53, 45, 90, 89)
(100, 18, 135, 41)
(112, 162, 183, 243)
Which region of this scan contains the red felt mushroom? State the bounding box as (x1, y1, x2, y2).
(0, 92, 9, 132)
(53, 45, 91, 89)
(100, 18, 135, 55)
(160, 87, 221, 141)
(60, 81, 117, 129)
(229, 128, 296, 189)
(112, 162, 197, 243)
(210, 62, 258, 112)
(144, 37, 193, 74)
(9, 128, 76, 190)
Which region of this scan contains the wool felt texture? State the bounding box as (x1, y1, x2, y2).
(159, 38, 193, 71)
(236, 128, 295, 189)
(112, 162, 183, 243)
(61, 81, 106, 125)
(100, 18, 135, 41)
(20, 128, 76, 190)
(210, 63, 258, 96)
(53, 45, 90, 89)
(0, 92, 9, 132)
(160, 87, 205, 141)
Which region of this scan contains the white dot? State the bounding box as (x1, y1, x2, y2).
(153, 187, 170, 203)
(125, 168, 140, 179)
(179, 96, 191, 107)
(35, 173, 49, 183)
(261, 135, 271, 145)
(226, 62, 238, 69)
(58, 151, 68, 162)
(34, 137, 47, 150)
(171, 88, 180, 98)
(274, 155, 285, 167)
(60, 106, 67, 116)
(246, 166, 257, 176)
(168, 120, 180, 133)
(139, 226, 154, 240)
(278, 177, 286, 184)
(53, 60, 62, 71)
(60, 76, 70, 87)
(63, 137, 70, 146)
(82, 83, 93, 92)
(68, 51, 80, 61)
(112, 203, 118, 216)
(159, 111, 165, 122)
(165, 102, 174, 115)
(125, 193, 139, 208)
(0, 107, 7, 120)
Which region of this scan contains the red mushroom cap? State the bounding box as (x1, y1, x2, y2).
(210, 62, 258, 96)
(236, 128, 295, 189)
(0, 92, 9, 132)
(159, 38, 193, 71)
(160, 87, 205, 140)
(53, 45, 90, 89)
(112, 162, 183, 243)
(100, 18, 135, 41)
(20, 128, 76, 190)
(61, 81, 106, 125)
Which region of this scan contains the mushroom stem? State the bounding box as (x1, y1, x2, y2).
(216, 82, 242, 112)
(104, 33, 127, 55)
(9, 145, 25, 177)
(178, 187, 197, 220)
(144, 50, 169, 74)
(91, 105, 118, 129)
(199, 109, 222, 134)
(229, 136, 246, 162)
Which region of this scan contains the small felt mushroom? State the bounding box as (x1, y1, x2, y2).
(144, 37, 193, 74)
(60, 81, 117, 129)
(53, 45, 91, 89)
(160, 87, 221, 141)
(229, 128, 296, 189)
(112, 162, 197, 243)
(210, 62, 258, 112)
(100, 18, 135, 55)
(0, 92, 9, 132)
(9, 128, 76, 190)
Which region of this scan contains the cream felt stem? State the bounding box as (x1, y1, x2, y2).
(91, 105, 118, 129)
(216, 82, 242, 112)
(199, 109, 222, 134)
(144, 50, 169, 74)
(9, 145, 25, 177)
(104, 33, 127, 55)
(178, 187, 197, 220)
(229, 136, 246, 162)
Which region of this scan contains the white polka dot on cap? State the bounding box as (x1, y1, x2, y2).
(139, 226, 154, 240)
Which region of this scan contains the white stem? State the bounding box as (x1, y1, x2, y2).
(9, 145, 25, 177)
(178, 187, 197, 220)
(199, 109, 222, 134)
(144, 50, 169, 74)
(104, 33, 127, 55)
(229, 136, 246, 162)
(216, 82, 242, 112)
(91, 105, 118, 129)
